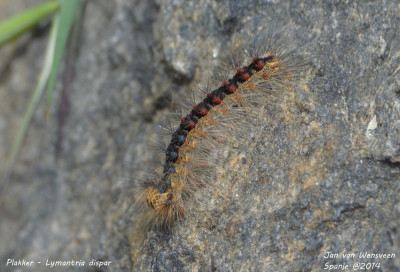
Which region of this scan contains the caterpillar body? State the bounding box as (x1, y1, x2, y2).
(139, 35, 306, 227)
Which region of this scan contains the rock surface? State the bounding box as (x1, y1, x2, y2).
(0, 0, 399, 271)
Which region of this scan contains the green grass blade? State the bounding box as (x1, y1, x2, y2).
(0, 1, 60, 47)
(46, 0, 80, 116)
(4, 14, 59, 176)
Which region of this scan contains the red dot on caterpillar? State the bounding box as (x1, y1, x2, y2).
(187, 120, 196, 129)
(198, 107, 208, 116)
(222, 80, 230, 86)
(228, 85, 237, 93)
(241, 73, 250, 81)
(212, 96, 222, 105)
(255, 61, 265, 70)
(236, 67, 245, 74)
(222, 80, 237, 93)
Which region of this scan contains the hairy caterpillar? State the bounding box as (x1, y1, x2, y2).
(136, 31, 307, 228)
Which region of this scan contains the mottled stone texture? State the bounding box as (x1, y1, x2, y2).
(0, 0, 399, 271)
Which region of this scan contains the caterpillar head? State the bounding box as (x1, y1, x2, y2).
(146, 186, 184, 226)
